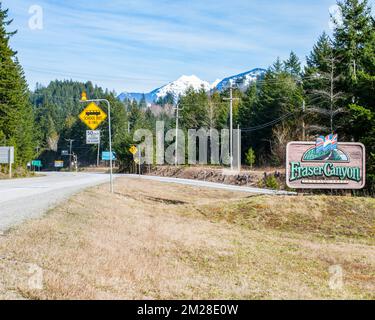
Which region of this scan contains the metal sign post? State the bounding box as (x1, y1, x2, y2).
(8, 148, 11, 178)
(138, 147, 141, 176)
(80, 93, 113, 193)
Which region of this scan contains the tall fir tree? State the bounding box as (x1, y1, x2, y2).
(0, 3, 35, 165)
(284, 51, 302, 78)
(334, 0, 373, 89)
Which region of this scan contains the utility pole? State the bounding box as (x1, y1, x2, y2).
(80, 93, 114, 193)
(65, 139, 74, 171)
(173, 104, 184, 166)
(223, 86, 240, 170)
(237, 124, 241, 171)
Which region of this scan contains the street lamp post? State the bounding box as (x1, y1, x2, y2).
(80, 94, 114, 193)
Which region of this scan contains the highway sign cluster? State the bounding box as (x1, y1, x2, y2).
(79, 102, 107, 130)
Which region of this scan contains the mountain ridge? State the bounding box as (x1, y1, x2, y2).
(118, 68, 266, 104)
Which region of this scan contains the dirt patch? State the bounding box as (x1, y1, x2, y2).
(0, 177, 373, 300)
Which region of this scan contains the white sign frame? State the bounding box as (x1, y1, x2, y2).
(86, 130, 101, 145)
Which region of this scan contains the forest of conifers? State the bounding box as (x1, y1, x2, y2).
(0, 0, 374, 191)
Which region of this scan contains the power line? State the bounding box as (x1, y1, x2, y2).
(241, 111, 299, 132)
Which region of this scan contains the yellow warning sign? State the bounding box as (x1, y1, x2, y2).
(129, 145, 138, 155)
(79, 102, 107, 130)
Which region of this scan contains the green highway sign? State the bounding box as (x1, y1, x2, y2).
(31, 160, 42, 167)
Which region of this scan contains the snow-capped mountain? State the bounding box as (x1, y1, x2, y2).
(153, 75, 210, 102)
(215, 68, 265, 91)
(118, 68, 265, 104)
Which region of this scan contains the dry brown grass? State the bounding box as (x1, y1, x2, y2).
(0, 177, 374, 300)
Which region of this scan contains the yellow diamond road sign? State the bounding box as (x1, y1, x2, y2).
(79, 102, 107, 130)
(129, 145, 138, 155)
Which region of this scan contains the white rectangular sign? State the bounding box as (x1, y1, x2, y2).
(0, 147, 14, 164)
(54, 160, 64, 168)
(86, 130, 100, 145)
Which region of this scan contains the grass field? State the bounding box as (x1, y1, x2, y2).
(0, 177, 374, 299)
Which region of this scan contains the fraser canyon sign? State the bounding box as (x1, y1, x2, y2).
(286, 135, 366, 190)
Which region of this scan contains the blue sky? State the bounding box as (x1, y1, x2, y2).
(3, 0, 374, 93)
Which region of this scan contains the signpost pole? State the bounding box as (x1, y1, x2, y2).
(106, 100, 114, 194)
(97, 137, 100, 167)
(8, 148, 11, 179)
(138, 147, 141, 176)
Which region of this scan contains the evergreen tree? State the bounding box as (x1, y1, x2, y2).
(0, 3, 36, 165)
(251, 64, 304, 163)
(179, 87, 209, 129)
(334, 0, 373, 87)
(284, 51, 302, 77)
(139, 94, 147, 109)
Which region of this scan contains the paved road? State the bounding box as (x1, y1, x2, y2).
(0, 172, 295, 232)
(0, 172, 109, 231)
(123, 174, 296, 196)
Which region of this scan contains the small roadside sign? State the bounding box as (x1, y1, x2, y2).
(32, 160, 42, 168)
(129, 145, 138, 155)
(54, 160, 64, 168)
(102, 151, 116, 161)
(86, 130, 101, 145)
(61, 150, 69, 156)
(79, 102, 107, 130)
(0, 147, 14, 164)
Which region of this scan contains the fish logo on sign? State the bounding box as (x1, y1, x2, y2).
(79, 102, 107, 130)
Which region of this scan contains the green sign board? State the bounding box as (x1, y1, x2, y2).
(32, 160, 42, 167)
